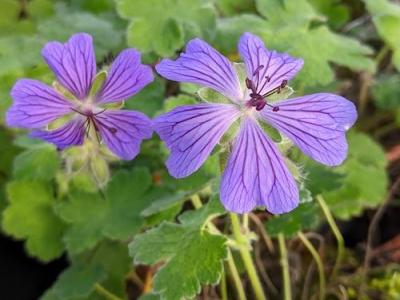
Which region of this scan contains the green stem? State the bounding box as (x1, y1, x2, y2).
(298, 232, 326, 300)
(230, 213, 266, 300)
(227, 250, 247, 300)
(375, 45, 390, 67)
(93, 283, 122, 300)
(190, 194, 203, 209)
(278, 234, 291, 300)
(317, 195, 344, 280)
(220, 268, 228, 300)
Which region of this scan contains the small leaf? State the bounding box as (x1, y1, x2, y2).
(2, 181, 65, 261)
(129, 197, 227, 300)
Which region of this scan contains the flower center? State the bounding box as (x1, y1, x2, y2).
(71, 103, 118, 136)
(245, 65, 287, 112)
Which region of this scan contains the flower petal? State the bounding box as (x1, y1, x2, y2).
(156, 38, 243, 102)
(154, 104, 240, 178)
(42, 33, 96, 100)
(238, 32, 303, 96)
(94, 110, 153, 160)
(30, 117, 86, 150)
(221, 118, 299, 214)
(6, 79, 73, 128)
(96, 49, 154, 104)
(260, 93, 357, 166)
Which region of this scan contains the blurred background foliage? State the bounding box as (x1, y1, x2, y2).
(0, 0, 400, 299)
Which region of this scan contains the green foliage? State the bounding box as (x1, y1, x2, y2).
(13, 144, 61, 181)
(265, 203, 320, 237)
(216, 0, 375, 86)
(2, 180, 65, 261)
(130, 198, 227, 300)
(56, 168, 152, 254)
(322, 132, 388, 219)
(363, 0, 400, 71)
(372, 74, 400, 109)
(116, 0, 216, 56)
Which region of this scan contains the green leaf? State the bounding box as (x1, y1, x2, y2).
(258, 26, 375, 86)
(13, 144, 60, 181)
(41, 241, 130, 300)
(116, 0, 216, 56)
(322, 131, 388, 219)
(363, 0, 400, 71)
(56, 168, 152, 254)
(309, 0, 350, 29)
(215, 1, 375, 86)
(125, 77, 166, 117)
(372, 74, 400, 109)
(38, 6, 123, 58)
(255, 0, 323, 28)
(2, 181, 65, 261)
(41, 264, 106, 300)
(216, 0, 256, 16)
(129, 197, 227, 300)
(265, 203, 320, 237)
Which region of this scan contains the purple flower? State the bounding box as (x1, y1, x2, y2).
(154, 33, 357, 214)
(6, 33, 154, 160)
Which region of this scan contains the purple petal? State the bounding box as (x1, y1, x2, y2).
(94, 110, 153, 160)
(42, 33, 96, 100)
(30, 117, 86, 150)
(221, 118, 299, 214)
(238, 32, 303, 96)
(260, 93, 357, 166)
(154, 104, 240, 178)
(6, 79, 73, 128)
(96, 49, 154, 104)
(156, 38, 243, 102)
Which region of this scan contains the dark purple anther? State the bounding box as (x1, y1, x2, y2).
(280, 80, 288, 89)
(253, 65, 264, 76)
(272, 106, 279, 112)
(256, 101, 266, 111)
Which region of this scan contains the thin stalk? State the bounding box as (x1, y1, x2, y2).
(278, 234, 291, 300)
(317, 195, 344, 280)
(298, 232, 326, 300)
(220, 269, 228, 300)
(93, 283, 122, 300)
(227, 251, 247, 300)
(191, 194, 203, 209)
(230, 213, 266, 300)
(190, 195, 246, 300)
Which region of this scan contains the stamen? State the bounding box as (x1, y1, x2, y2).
(272, 106, 280, 112)
(94, 108, 107, 116)
(252, 65, 264, 76)
(280, 80, 288, 89)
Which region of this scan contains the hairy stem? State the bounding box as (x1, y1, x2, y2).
(317, 195, 344, 280)
(298, 232, 326, 300)
(230, 213, 266, 300)
(278, 234, 291, 300)
(93, 283, 122, 300)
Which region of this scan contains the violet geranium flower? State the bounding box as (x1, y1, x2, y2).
(6, 33, 153, 160)
(154, 33, 357, 214)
